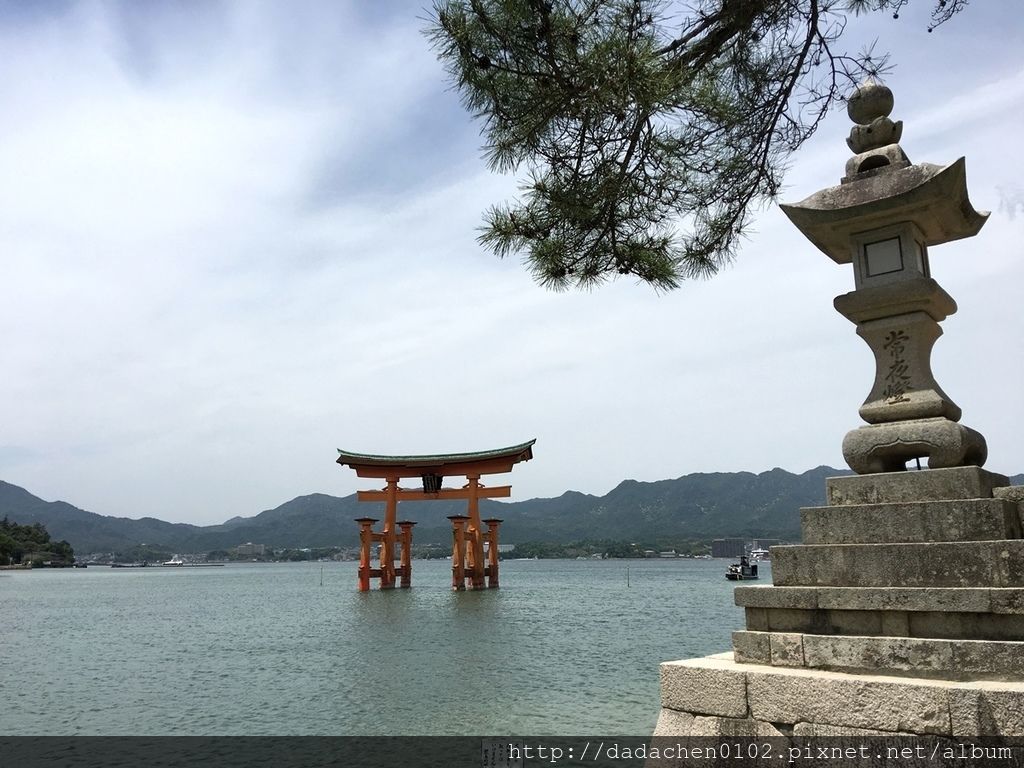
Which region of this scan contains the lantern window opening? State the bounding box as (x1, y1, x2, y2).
(857, 154, 892, 174)
(864, 236, 904, 277)
(849, 222, 931, 290)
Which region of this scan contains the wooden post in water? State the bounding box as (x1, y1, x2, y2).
(397, 520, 416, 588)
(379, 478, 398, 589)
(466, 476, 487, 590)
(448, 515, 469, 591)
(483, 518, 502, 588)
(355, 517, 378, 592)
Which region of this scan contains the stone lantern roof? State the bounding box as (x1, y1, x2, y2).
(780, 80, 989, 264)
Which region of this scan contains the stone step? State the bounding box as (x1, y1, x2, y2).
(996, 485, 1024, 517)
(771, 540, 1024, 588)
(660, 652, 1024, 736)
(735, 585, 1024, 613)
(996, 486, 1024, 502)
(825, 466, 1008, 506)
(735, 586, 1024, 641)
(731, 631, 1024, 682)
(801, 498, 1021, 544)
(744, 606, 1024, 641)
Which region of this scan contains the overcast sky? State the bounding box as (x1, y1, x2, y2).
(1, 1, 1021, 526)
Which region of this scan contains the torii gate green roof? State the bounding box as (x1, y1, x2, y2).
(336, 439, 535, 478)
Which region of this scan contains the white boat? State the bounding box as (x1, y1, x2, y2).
(162, 555, 184, 566)
(749, 547, 771, 562)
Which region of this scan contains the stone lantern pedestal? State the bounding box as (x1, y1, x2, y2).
(653, 83, 1024, 738)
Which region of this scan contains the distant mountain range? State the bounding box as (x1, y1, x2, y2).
(3, 467, 1021, 554)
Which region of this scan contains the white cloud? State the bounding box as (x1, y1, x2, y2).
(1, 1, 1021, 525)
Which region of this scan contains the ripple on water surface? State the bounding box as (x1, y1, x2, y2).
(1, 559, 752, 734)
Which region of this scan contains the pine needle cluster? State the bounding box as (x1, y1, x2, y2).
(427, 0, 968, 290)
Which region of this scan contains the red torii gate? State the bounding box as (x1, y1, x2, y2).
(336, 440, 535, 591)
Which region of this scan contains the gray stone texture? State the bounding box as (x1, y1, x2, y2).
(792, 722, 910, 736)
(731, 630, 770, 665)
(729, 475, 1024, 742)
(744, 606, 769, 631)
(771, 541, 1024, 588)
(734, 585, 818, 609)
(842, 418, 988, 475)
(688, 715, 785, 737)
(825, 466, 1008, 505)
(846, 81, 894, 125)
(833, 274, 955, 324)
(840, 307, 961, 424)
(675, 83, 1020, 740)
(651, 707, 695, 737)
(738, 606, 1024, 641)
(992, 588, 1024, 614)
(800, 635, 1024, 680)
(651, 655, 1024, 741)
(846, 114, 901, 153)
(745, 664, 951, 734)
(949, 685, 1024, 737)
(735, 585, 1024, 614)
(769, 633, 805, 667)
(994, 486, 1024, 504)
(880, 611, 910, 636)
(649, 709, 785, 756)
(779, 158, 987, 265)
(908, 611, 1024, 642)
(845, 143, 910, 180)
(660, 658, 748, 718)
(799, 635, 955, 676)
(801, 498, 1020, 544)
(995, 486, 1024, 533)
(818, 587, 992, 612)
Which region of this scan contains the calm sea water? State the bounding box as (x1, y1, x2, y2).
(1, 559, 759, 735)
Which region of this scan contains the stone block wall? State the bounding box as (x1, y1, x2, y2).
(655, 467, 1024, 736)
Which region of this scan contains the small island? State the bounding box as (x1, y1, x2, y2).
(0, 517, 75, 568)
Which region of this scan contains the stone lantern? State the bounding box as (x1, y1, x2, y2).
(653, 81, 1024, 740)
(781, 80, 989, 474)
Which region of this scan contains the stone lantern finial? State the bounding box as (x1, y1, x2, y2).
(843, 80, 909, 182)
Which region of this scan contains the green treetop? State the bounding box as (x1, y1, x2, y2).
(427, 0, 967, 291)
(0, 517, 75, 565)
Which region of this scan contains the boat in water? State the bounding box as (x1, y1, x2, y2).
(725, 555, 759, 581)
(749, 547, 771, 562)
(155, 555, 223, 568)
